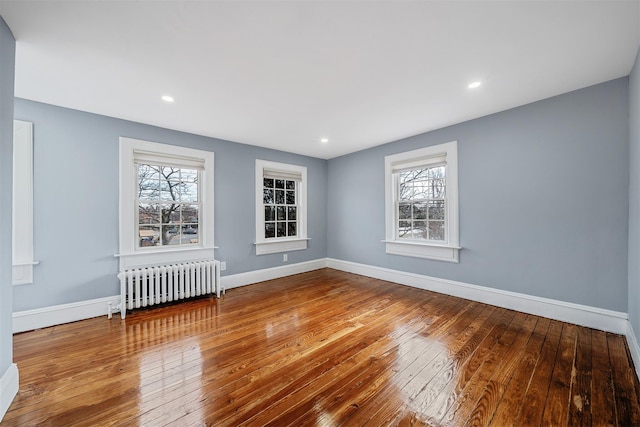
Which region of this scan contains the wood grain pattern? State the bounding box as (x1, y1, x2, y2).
(3, 268, 639, 426)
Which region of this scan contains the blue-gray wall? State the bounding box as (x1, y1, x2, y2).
(629, 46, 640, 338)
(0, 16, 15, 381)
(328, 78, 630, 312)
(10, 74, 635, 316)
(12, 99, 327, 311)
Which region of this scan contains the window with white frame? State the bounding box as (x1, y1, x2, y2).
(136, 163, 200, 248)
(384, 141, 460, 262)
(119, 137, 214, 270)
(255, 159, 307, 255)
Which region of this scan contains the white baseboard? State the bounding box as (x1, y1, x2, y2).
(11, 257, 630, 338)
(0, 363, 18, 422)
(220, 258, 328, 290)
(11, 259, 327, 333)
(327, 258, 629, 335)
(13, 296, 120, 333)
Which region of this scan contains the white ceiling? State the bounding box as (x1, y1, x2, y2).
(1, 1, 639, 159)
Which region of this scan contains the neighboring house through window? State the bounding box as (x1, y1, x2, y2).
(255, 159, 307, 255)
(384, 141, 460, 262)
(119, 137, 214, 270)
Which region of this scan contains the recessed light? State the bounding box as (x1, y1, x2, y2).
(320, 138, 329, 143)
(161, 95, 174, 103)
(468, 81, 482, 89)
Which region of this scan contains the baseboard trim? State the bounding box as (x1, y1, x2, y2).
(220, 258, 328, 290)
(327, 258, 628, 334)
(11, 258, 629, 337)
(11, 259, 327, 333)
(0, 363, 18, 422)
(13, 296, 120, 333)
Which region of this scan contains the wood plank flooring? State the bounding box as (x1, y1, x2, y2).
(4, 268, 640, 426)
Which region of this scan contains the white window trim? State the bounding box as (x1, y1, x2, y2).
(13, 120, 38, 285)
(384, 141, 460, 263)
(118, 137, 214, 270)
(255, 159, 308, 255)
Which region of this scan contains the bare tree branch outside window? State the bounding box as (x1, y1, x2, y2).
(137, 164, 199, 247)
(398, 165, 446, 241)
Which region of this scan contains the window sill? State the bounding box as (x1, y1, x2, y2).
(116, 246, 216, 270)
(13, 261, 39, 285)
(383, 240, 460, 263)
(255, 238, 309, 255)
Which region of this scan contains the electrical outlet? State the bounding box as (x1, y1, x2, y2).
(283, 254, 288, 262)
(220, 261, 227, 271)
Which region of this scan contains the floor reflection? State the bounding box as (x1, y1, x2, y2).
(390, 325, 454, 423)
(124, 301, 221, 425)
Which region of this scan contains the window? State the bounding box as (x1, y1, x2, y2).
(384, 141, 460, 262)
(255, 160, 307, 255)
(263, 176, 298, 239)
(137, 164, 200, 248)
(119, 138, 214, 270)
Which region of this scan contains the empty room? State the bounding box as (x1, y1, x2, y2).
(1, 1, 640, 425)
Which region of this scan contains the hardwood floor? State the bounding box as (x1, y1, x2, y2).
(4, 268, 640, 426)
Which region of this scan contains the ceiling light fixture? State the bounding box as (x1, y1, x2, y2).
(161, 95, 174, 103)
(467, 81, 482, 89)
(321, 138, 329, 143)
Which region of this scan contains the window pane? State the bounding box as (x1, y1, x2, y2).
(429, 166, 445, 179)
(139, 204, 160, 224)
(263, 189, 274, 204)
(277, 206, 286, 220)
(162, 225, 179, 246)
(171, 206, 182, 223)
(181, 169, 198, 183)
(275, 179, 285, 189)
(139, 175, 159, 191)
(265, 222, 275, 238)
(429, 221, 445, 241)
(287, 206, 297, 221)
(138, 164, 160, 181)
(428, 201, 445, 220)
(398, 221, 411, 238)
(139, 226, 160, 247)
(287, 222, 297, 237)
(413, 202, 427, 220)
(286, 191, 295, 205)
(429, 179, 446, 198)
(160, 189, 176, 201)
(265, 206, 275, 221)
(400, 169, 428, 182)
(275, 190, 285, 204)
(182, 205, 198, 223)
(182, 224, 198, 236)
(399, 183, 414, 200)
(413, 221, 428, 239)
(159, 166, 179, 180)
(277, 222, 286, 237)
(398, 203, 411, 220)
(412, 182, 428, 199)
(161, 205, 181, 223)
(180, 182, 198, 202)
(286, 180, 295, 190)
(264, 178, 274, 188)
(139, 188, 159, 201)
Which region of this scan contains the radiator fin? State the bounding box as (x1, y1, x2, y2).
(117, 259, 220, 319)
